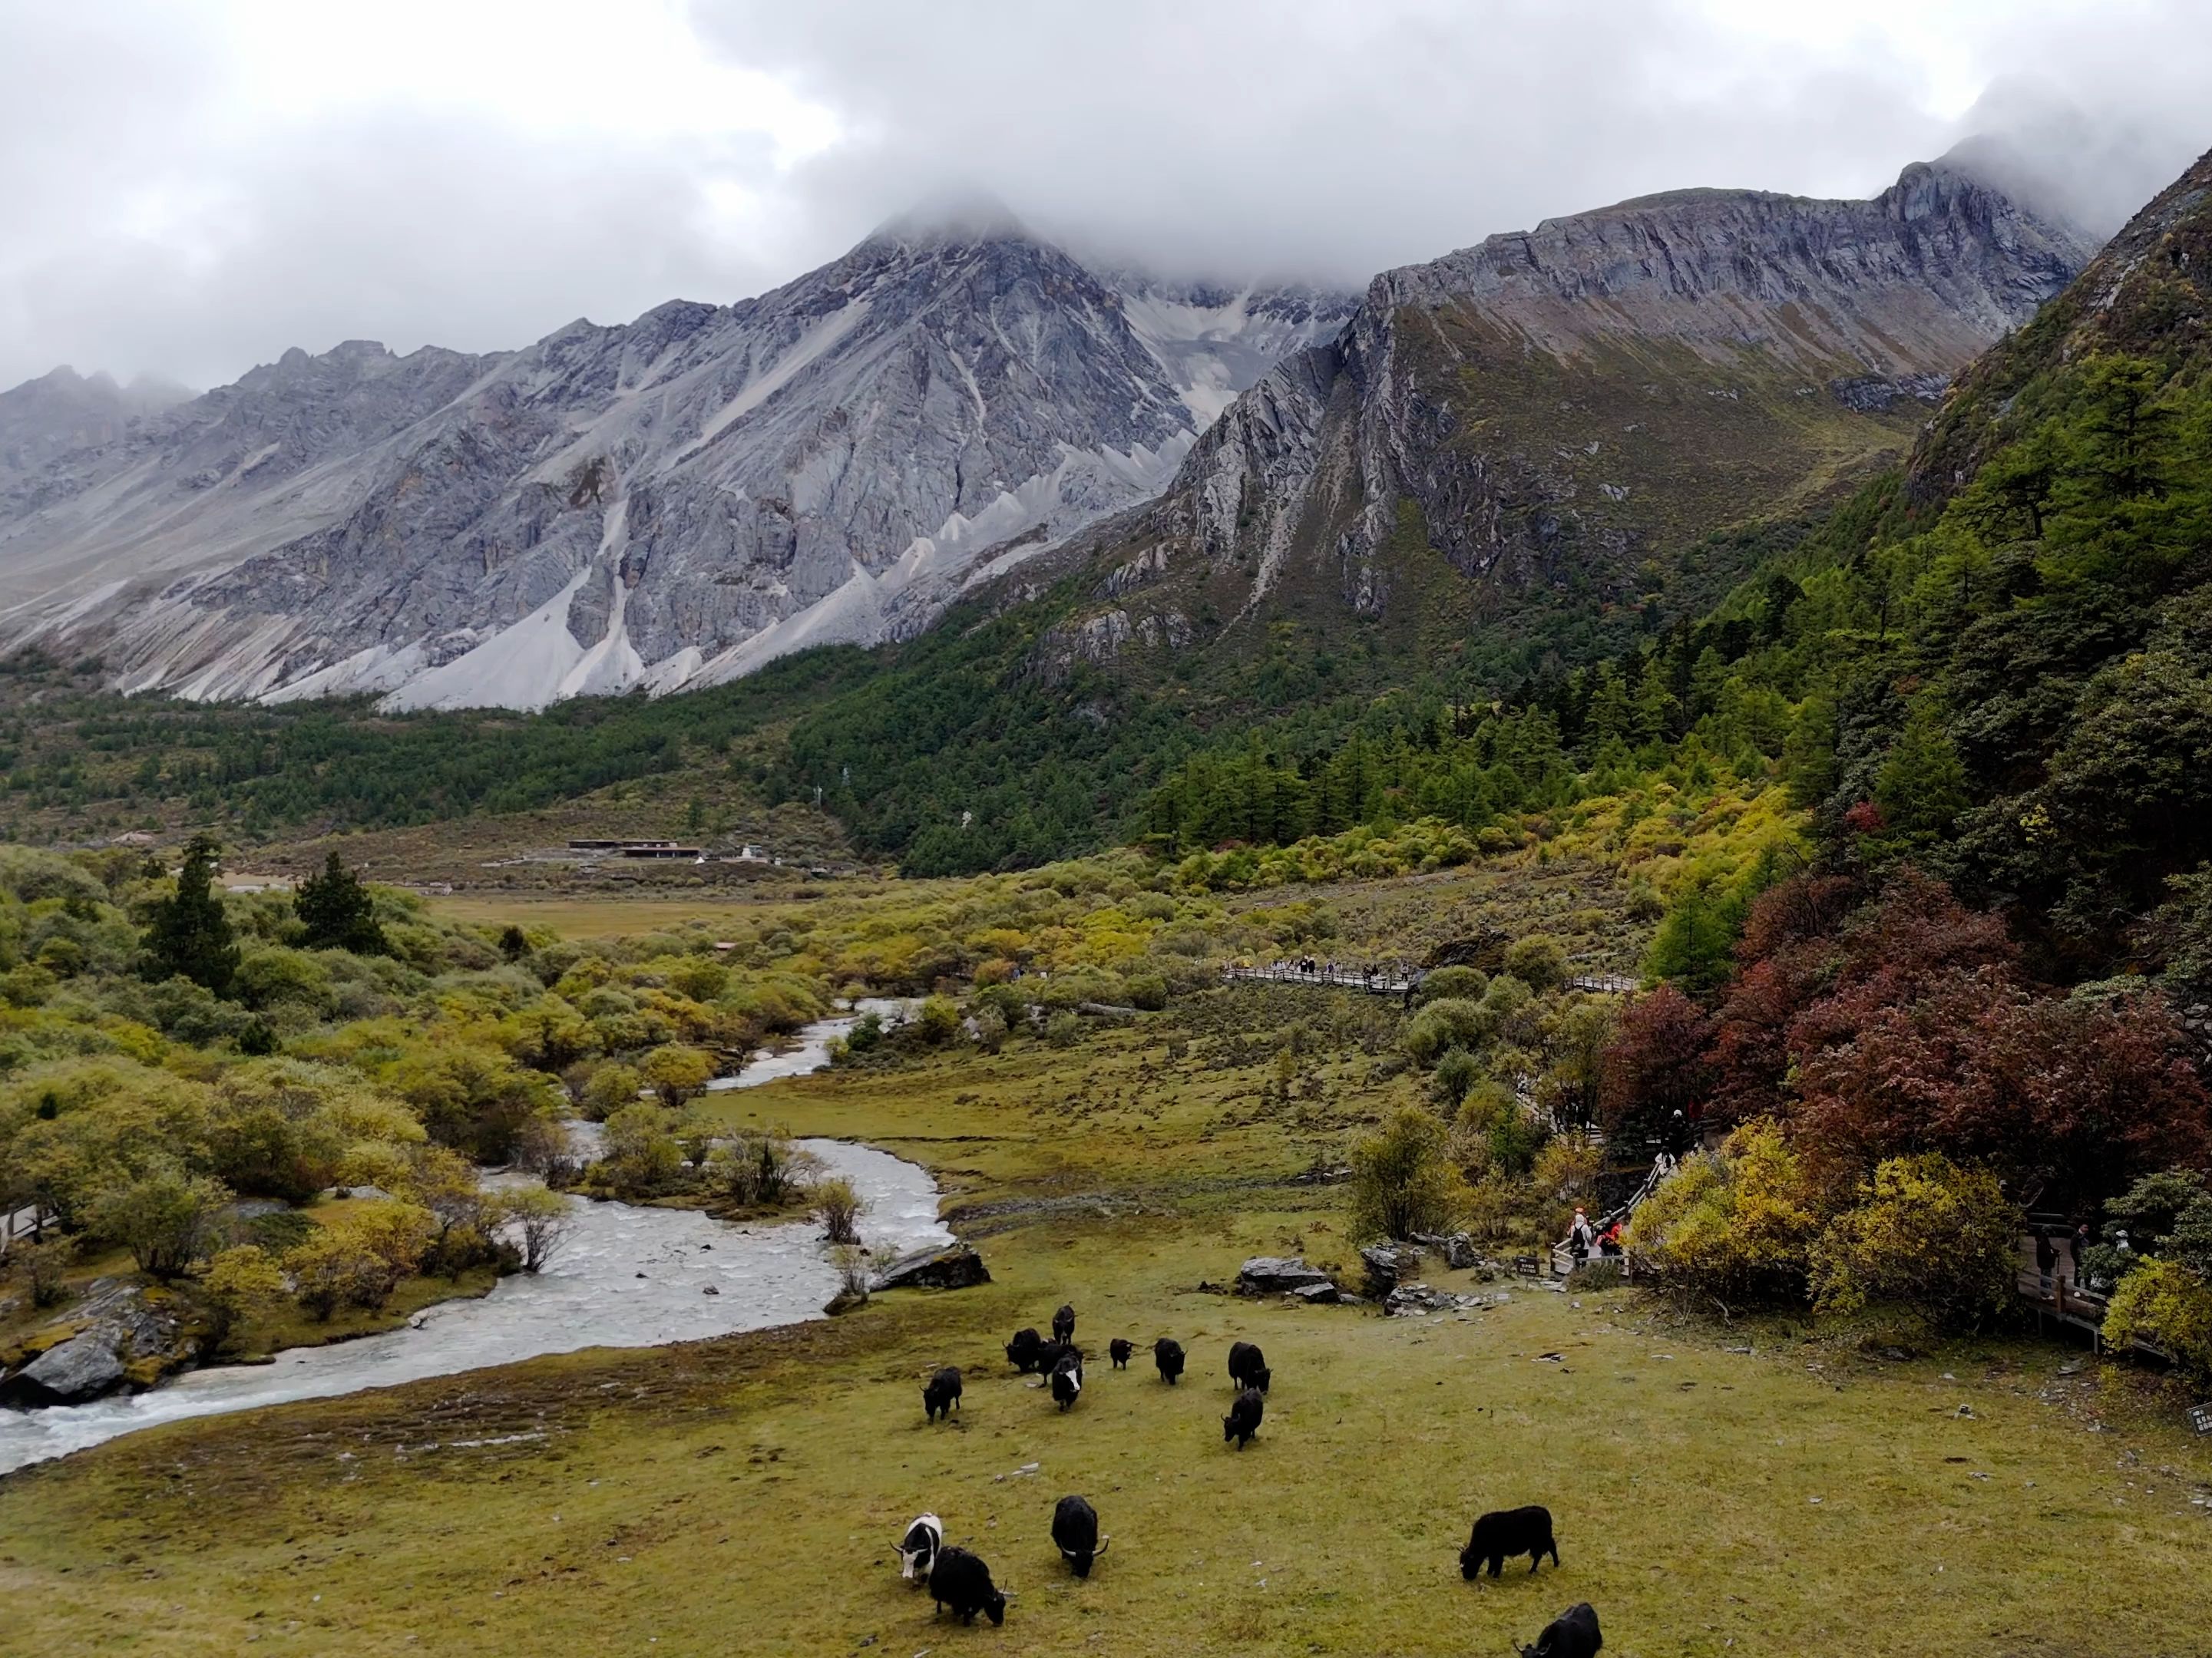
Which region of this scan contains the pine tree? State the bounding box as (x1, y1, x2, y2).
(144, 834, 240, 996)
(294, 850, 388, 954)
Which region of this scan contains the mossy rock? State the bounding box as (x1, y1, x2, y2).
(121, 1356, 170, 1389)
(21, 1320, 89, 1356)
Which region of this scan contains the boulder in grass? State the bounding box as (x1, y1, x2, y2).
(871, 1244, 990, 1293)
(1413, 1230, 1481, 1270)
(1235, 1257, 1333, 1296)
(1289, 1280, 1341, 1305)
(1361, 1243, 1422, 1296)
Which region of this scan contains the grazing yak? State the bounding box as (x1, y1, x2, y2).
(1050, 1351, 1084, 1411)
(896, 1513, 944, 1584)
(922, 1366, 962, 1424)
(1051, 1494, 1107, 1577)
(1521, 1601, 1602, 1658)
(927, 1545, 1007, 1626)
(1053, 1303, 1077, 1343)
(1227, 1339, 1271, 1393)
(1005, 1327, 1045, 1372)
(1460, 1504, 1560, 1578)
(1109, 1338, 1133, 1369)
(1223, 1386, 1265, 1448)
(1032, 1339, 1078, 1377)
(1153, 1337, 1186, 1384)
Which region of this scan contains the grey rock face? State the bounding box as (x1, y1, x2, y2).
(1113, 156, 2101, 632)
(0, 366, 191, 490)
(0, 1277, 207, 1406)
(0, 212, 1352, 709)
(7, 1329, 129, 1405)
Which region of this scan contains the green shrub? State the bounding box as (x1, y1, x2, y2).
(2102, 1256, 2212, 1382)
(1404, 998, 1493, 1065)
(86, 1163, 233, 1280)
(1810, 1154, 2019, 1331)
(1432, 1047, 1483, 1108)
(1503, 935, 1569, 993)
(915, 996, 962, 1045)
(1415, 966, 1488, 1006)
(1124, 972, 1169, 1011)
(1625, 1121, 1817, 1310)
(1348, 1106, 1466, 1243)
(1045, 1010, 1081, 1048)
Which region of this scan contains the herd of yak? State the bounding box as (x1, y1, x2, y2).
(900, 1302, 1603, 1656)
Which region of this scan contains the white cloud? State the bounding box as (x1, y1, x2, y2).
(0, 0, 2206, 391)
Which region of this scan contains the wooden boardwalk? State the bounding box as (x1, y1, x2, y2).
(1221, 963, 1638, 997)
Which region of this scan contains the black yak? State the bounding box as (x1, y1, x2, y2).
(922, 1366, 962, 1424)
(1053, 1303, 1076, 1343)
(1032, 1339, 1077, 1376)
(1520, 1601, 1602, 1657)
(896, 1513, 943, 1584)
(1227, 1339, 1271, 1393)
(1223, 1385, 1264, 1448)
(1051, 1494, 1107, 1577)
(1153, 1337, 1185, 1384)
(1005, 1327, 1045, 1372)
(1050, 1351, 1083, 1411)
(1109, 1338, 1132, 1369)
(927, 1545, 1006, 1625)
(1461, 1505, 1559, 1578)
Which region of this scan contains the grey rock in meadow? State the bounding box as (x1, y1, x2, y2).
(1235, 1256, 1334, 1296)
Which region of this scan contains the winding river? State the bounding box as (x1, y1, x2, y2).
(0, 1004, 944, 1478)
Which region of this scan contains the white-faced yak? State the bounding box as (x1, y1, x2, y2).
(897, 1514, 944, 1584)
(1050, 1351, 1083, 1411)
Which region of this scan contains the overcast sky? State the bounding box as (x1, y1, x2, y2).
(2, 0, 2207, 391)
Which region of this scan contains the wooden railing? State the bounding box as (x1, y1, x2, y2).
(1552, 1159, 1671, 1277)
(1220, 964, 1638, 997)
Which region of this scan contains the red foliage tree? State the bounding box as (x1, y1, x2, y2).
(1599, 984, 1713, 1144)
(1794, 978, 2210, 1207)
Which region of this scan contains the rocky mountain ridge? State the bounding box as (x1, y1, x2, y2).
(1033, 156, 2101, 682)
(0, 212, 1353, 708)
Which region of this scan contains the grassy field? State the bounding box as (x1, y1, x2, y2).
(2, 989, 2207, 1656)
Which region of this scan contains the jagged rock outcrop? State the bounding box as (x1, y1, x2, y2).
(0, 206, 1351, 709)
(0, 366, 191, 489)
(1046, 154, 2100, 662)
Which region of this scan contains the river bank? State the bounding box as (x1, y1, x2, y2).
(0, 1137, 949, 1477)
